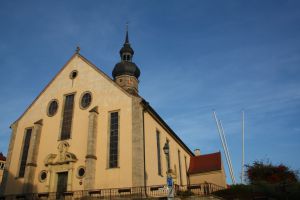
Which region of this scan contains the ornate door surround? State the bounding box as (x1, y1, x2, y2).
(44, 141, 77, 192)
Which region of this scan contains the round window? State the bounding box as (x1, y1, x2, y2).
(48, 100, 58, 116)
(70, 70, 78, 79)
(80, 92, 92, 109)
(77, 166, 86, 178)
(39, 171, 47, 182)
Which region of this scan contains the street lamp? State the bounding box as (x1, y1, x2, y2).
(163, 141, 170, 171)
(163, 141, 174, 200)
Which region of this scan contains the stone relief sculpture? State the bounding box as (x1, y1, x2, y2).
(44, 141, 77, 166)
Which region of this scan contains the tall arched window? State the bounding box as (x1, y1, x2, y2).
(109, 111, 119, 168)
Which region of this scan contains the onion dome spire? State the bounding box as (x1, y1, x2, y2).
(112, 24, 141, 95)
(113, 24, 140, 80)
(119, 23, 134, 59)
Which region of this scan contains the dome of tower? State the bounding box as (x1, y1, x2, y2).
(112, 26, 140, 80)
(120, 43, 134, 55)
(112, 61, 140, 79)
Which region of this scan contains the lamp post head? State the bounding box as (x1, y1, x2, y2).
(163, 142, 169, 155)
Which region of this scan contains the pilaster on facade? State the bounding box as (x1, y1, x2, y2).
(84, 106, 99, 190)
(131, 97, 145, 187)
(23, 119, 43, 193)
(0, 122, 18, 194)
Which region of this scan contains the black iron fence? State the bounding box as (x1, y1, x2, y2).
(0, 183, 224, 200)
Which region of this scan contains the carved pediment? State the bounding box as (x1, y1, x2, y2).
(44, 141, 77, 166)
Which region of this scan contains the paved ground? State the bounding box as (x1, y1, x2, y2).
(145, 196, 223, 200)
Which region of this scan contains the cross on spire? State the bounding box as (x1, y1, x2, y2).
(75, 46, 81, 54)
(125, 22, 129, 44)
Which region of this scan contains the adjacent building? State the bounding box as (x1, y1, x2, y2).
(188, 151, 227, 188)
(0, 153, 6, 185)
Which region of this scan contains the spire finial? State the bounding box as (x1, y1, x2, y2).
(125, 22, 129, 44)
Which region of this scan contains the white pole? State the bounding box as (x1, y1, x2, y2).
(213, 111, 235, 184)
(241, 111, 245, 184)
(219, 120, 236, 184)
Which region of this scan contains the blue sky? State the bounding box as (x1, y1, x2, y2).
(0, 1, 299, 184)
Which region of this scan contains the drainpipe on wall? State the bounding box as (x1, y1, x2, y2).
(185, 157, 190, 187)
(142, 100, 149, 197)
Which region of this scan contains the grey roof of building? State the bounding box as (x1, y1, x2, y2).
(112, 61, 140, 79)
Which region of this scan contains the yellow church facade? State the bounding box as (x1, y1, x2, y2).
(0, 31, 193, 196)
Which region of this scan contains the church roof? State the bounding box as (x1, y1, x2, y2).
(141, 99, 194, 156)
(0, 152, 6, 161)
(188, 152, 222, 174)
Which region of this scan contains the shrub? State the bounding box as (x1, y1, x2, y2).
(246, 161, 298, 184)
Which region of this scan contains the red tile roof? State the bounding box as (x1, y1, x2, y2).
(0, 152, 6, 161)
(188, 152, 222, 174)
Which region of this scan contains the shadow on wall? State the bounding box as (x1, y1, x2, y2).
(0, 171, 37, 197)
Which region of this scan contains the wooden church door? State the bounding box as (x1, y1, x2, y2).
(56, 172, 68, 198)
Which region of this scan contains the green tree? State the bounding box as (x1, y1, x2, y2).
(246, 160, 298, 184)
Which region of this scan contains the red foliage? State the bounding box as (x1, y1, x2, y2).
(246, 161, 298, 184)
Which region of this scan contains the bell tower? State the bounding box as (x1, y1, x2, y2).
(112, 25, 140, 95)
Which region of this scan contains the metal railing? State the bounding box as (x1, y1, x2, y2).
(0, 183, 224, 199)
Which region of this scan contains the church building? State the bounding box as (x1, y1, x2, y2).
(0, 30, 195, 196)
